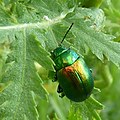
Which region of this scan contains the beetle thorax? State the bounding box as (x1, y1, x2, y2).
(51, 46, 79, 71)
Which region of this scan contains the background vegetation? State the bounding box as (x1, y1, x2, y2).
(0, 0, 120, 120)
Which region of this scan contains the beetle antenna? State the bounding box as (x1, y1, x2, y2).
(59, 23, 74, 46)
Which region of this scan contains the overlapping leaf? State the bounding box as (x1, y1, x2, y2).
(0, 1, 74, 120)
(65, 8, 120, 67)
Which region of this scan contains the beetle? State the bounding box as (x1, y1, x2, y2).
(51, 23, 94, 102)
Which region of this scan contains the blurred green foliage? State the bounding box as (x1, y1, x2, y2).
(0, 0, 120, 120)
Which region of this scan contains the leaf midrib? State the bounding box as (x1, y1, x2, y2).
(13, 31, 27, 119)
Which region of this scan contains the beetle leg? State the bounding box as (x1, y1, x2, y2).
(57, 84, 63, 93)
(52, 73, 57, 82)
(57, 84, 65, 98)
(59, 92, 65, 98)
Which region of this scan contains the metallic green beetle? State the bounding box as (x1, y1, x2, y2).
(51, 23, 94, 102)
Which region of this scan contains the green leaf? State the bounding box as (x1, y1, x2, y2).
(85, 96, 104, 110)
(0, 1, 75, 119)
(0, 81, 12, 92)
(74, 22, 120, 66)
(68, 96, 104, 120)
(81, 0, 103, 8)
(66, 7, 120, 67)
(81, 95, 104, 120)
(0, 30, 50, 119)
(92, 87, 101, 94)
(52, 7, 120, 67)
(0, 0, 119, 120)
